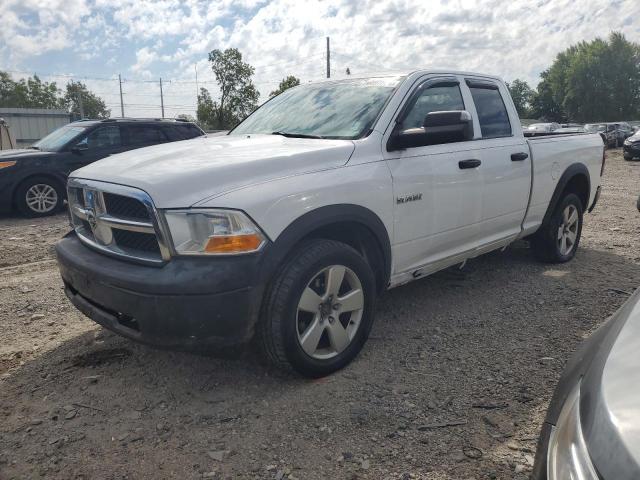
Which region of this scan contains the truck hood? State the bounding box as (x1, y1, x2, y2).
(581, 288, 640, 478)
(70, 134, 355, 208)
(0, 148, 55, 160)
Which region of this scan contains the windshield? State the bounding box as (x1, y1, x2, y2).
(584, 124, 605, 133)
(231, 77, 403, 140)
(33, 125, 89, 151)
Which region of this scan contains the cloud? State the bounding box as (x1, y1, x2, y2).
(0, 0, 638, 119)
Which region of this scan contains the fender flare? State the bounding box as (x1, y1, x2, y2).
(260, 204, 392, 289)
(540, 163, 590, 228)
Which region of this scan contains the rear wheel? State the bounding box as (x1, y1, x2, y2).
(531, 193, 583, 263)
(15, 176, 64, 217)
(258, 239, 376, 377)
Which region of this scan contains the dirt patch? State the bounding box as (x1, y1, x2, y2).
(0, 150, 639, 479)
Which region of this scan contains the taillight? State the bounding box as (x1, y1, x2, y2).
(600, 148, 606, 176)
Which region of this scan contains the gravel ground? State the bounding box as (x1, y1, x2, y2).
(1, 150, 639, 480)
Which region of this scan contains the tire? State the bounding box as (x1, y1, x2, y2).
(15, 176, 65, 218)
(258, 239, 377, 377)
(623, 153, 633, 161)
(531, 193, 583, 263)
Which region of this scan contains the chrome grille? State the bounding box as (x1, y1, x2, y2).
(67, 178, 170, 264)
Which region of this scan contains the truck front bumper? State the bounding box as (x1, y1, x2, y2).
(56, 233, 266, 349)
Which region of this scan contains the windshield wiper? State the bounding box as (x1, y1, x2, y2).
(29, 146, 40, 150)
(271, 131, 324, 139)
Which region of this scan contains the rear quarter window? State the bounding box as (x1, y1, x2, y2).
(468, 84, 512, 138)
(167, 124, 204, 140)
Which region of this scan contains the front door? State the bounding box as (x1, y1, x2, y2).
(66, 125, 127, 173)
(383, 76, 484, 275)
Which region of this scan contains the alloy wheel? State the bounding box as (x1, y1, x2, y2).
(296, 265, 364, 360)
(557, 204, 579, 256)
(25, 184, 58, 213)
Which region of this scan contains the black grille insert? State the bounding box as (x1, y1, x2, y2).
(103, 193, 150, 220)
(113, 229, 160, 256)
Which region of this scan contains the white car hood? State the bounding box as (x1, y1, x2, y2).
(70, 134, 355, 208)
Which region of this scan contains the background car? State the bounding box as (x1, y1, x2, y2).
(623, 131, 640, 160)
(532, 286, 640, 479)
(526, 122, 560, 135)
(585, 122, 634, 148)
(553, 126, 585, 134)
(0, 118, 204, 217)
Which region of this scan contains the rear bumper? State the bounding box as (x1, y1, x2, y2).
(56, 233, 266, 348)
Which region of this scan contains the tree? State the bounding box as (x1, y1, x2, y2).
(64, 81, 110, 119)
(196, 87, 216, 128)
(0, 71, 110, 119)
(533, 32, 640, 122)
(203, 48, 260, 129)
(269, 75, 300, 97)
(0, 72, 62, 109)
(506, 79, 535, 118)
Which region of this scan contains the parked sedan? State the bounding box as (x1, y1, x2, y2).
(0, 118, 204, 217)
(623, 131, 640, 160)
(532, 286, 640, 479)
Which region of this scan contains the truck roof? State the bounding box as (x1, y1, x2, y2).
(313, 69, 504, 83)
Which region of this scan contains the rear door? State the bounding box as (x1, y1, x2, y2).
(123, 124, 168, 151)
(463, 78, 531, 247)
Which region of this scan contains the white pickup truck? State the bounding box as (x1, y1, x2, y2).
(56, 70, 604, 376)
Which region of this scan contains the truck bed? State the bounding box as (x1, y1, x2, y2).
(521, 132, 604, 236)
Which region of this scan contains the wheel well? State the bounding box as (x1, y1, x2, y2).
(563, 174, 589, 210)
(301, 221, 388, 293)
(12, 174, 66, 206)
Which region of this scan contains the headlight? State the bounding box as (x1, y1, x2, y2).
(163, 209, 266, 255)
(547, 380, 599, 480)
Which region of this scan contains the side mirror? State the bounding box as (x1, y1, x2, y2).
(389, 110, 474, 150)
(71, 143, 88, 154)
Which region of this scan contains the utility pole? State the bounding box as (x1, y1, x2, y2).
(326, 36, 331, 79)
(194, 64, 199, 101)
(160, 77, 165, 118)
(118, 74, 124, 118)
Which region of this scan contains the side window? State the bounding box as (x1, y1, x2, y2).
(162, 126, 182, 141)
(401, 83, 465, 130)
(81, 126, 121, 150)
(170, 124, 204, 140)
(468, 84, 512, 138)
(186, 124, 204, 138)
(127, 126, 166, 145)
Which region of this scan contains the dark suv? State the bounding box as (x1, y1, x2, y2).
(0, 118, 204, 217)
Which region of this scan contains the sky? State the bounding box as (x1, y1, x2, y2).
(0, 0, 639, 119)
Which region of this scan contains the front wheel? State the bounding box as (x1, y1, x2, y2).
(258, 239, 376, 377)
(623, 152, 633, 161)
(531, 193, 583, 263)
(15, 176, 64, 217)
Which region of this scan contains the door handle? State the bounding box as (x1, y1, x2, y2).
(458, 159, 481, 169)
(511, 152, 529, 161)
